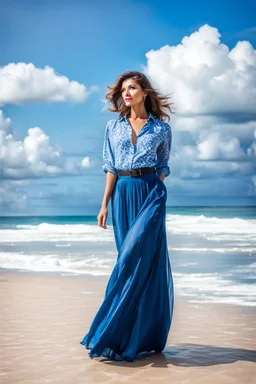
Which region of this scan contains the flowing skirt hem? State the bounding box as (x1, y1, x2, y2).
(79, 340, 163, 362)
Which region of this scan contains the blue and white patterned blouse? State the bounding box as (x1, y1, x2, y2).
(102, 111, 172, 177)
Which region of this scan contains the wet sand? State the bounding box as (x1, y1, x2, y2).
(0, 271, 255, 384)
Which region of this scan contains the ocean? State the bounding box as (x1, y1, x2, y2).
(0, 206, 255, 307)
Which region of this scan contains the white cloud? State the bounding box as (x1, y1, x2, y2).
(0, 62, 99, 105)
(144, 24, 256, 116)
(144, 24, 256, 197)
(81, 156, 91, 168)
(0, 110, 92, 179)
(0, 181, 28, 212)
(197, 132, 245, 160)
(168, 116, 256, 183)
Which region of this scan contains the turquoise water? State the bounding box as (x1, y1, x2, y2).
(0, 206, 255, 307)
(167, 206, 256, 219)
(0, 206, 255, 229)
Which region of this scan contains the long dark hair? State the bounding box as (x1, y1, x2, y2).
(105, 71, 175, 122)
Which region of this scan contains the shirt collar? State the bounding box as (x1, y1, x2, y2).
(118, 111, 155, 123)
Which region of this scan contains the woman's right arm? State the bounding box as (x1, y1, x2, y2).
(98, 172, 117, 229)
(98, 121, 118, 229)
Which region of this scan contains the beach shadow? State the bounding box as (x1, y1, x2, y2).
(101, 343, 256, 367)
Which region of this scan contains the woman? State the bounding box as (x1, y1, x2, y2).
(80, 71, 174, 362)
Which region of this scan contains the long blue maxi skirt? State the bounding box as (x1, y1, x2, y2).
(80, 172, 174, 362)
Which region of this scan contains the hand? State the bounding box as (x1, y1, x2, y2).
(97, 206, 108, 229)
(157, 173, 165, 182)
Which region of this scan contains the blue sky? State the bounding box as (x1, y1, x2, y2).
(0, 0, 256, 215)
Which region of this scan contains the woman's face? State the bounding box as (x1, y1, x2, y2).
(121, 78, 146, 107)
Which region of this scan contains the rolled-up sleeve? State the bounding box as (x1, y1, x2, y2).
(155, 123, 172, 177)
(102, 120, 118, 176)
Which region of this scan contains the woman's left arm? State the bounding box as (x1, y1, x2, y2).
(155, 123, 172, 182)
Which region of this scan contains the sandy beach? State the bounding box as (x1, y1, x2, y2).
(0, 271, 255, 384)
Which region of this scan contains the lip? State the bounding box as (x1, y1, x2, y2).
(125, 98, 132, 101)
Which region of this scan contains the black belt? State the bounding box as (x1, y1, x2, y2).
(117, 166, 156, 176)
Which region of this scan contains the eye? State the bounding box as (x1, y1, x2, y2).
(121, 86, 136, 92)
